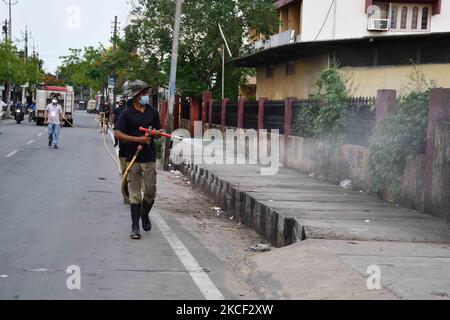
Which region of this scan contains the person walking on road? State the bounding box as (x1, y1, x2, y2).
(45, 95, 64, 149)
(114, 80, 161, 240)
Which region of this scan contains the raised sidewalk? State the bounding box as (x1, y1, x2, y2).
(171, 158, 450, 247)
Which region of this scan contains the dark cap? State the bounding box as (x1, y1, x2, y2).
(128, 80, 151, 98)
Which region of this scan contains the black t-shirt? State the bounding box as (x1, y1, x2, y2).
(113, 106, 125, 126)
(115, 105, 161, 163)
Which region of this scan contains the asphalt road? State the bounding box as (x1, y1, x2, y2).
(0, 112, 233, 300)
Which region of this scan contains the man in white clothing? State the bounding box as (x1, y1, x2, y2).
(44, 95, 64, 149)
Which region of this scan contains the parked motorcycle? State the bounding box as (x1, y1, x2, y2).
(14, 108, 25, 124)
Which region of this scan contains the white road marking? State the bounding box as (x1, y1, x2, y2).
(26, 140, 34, 145)
(5, 151, 18, 158)
(38, 133, 42, 137)
(152, 212, 225, 301)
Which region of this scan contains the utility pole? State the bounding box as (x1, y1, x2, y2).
(19, 26, 32, 105)
(2, 0, 18, 118)
(1, 20, 6, 115)
(3, 0, 17, 42)
(110, 15, 119, 116)
(2, 20, 7, 42)
(163, 0, 183, 171)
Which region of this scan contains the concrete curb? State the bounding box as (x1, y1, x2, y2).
(172, 159, 298, 248)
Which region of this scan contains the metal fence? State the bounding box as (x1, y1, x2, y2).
(243, 100, 259, 130)
(263, 100, 285, 134)
(340, 97, 376, 146)
(180, 96, 375, 146)
(225, 102, 238, 128)
(212, 100, 222, 125)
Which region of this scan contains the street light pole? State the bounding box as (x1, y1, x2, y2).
(163, 0, 183, 171)
(218, 25, 232, 102)
(221, 45, 225, 100)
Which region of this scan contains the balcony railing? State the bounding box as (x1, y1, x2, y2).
(252, 29, 297, 51)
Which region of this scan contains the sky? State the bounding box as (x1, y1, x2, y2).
(1, 0, 133, 73)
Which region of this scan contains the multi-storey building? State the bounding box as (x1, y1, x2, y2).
(233, 0, 450, 98)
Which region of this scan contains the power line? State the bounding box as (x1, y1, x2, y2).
(314, 0, 336, 41)
(17, 25, 32, 61)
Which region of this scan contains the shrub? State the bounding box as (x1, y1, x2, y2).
(369, 67, 436, 198)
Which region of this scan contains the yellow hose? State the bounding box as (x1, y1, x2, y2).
(121, 155, 137, 202)
(62, 113, 138, 203)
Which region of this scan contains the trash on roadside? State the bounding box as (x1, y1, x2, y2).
(249, 244, 273, 253)
(339, 179, 352, 190)
(212, 207, 223, 216)
(365, 220, 371, 223)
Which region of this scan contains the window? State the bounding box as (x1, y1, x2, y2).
(388, 4, 431, 32)
(411, 7, 419, 29)
(391, 6, 398, 29)
(400, 6, 408, 29)
(266, 64, 275, 78)
(286, 61, 295, 75)
(421, 7, 429, 30)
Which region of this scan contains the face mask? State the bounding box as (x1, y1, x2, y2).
(140, 95, 150, 106)
(52, 100, 57, 104)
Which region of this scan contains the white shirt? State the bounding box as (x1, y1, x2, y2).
(46, 103, 63, 124)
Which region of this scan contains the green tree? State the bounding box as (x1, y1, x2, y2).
(59, 46, 110, 94)
(0, 42, 25, 85)
(131, 0, 278, 99)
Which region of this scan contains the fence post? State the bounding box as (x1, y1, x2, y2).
(190, 97, 200, 137)
(221, 99, 228, 132)
(283, 97, 294, 168)
(208, 99, 214, 128)
(160, 100, 169, 130)
(375, 90, 397, 126)
(238, 97, 247, 129)
(258, 97, 268, 131)
(202, 91, 212, 126)
(173, 95, 181, 130)
(424, 88, 450, 213)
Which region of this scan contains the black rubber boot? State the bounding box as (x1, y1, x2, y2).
(130, 204, 141, 240)
(141, 200, 154, 232)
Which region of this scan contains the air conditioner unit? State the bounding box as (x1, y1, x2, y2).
(368, 19, 390, 31)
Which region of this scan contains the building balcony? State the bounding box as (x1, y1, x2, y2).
(252, 29, 298, 51)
